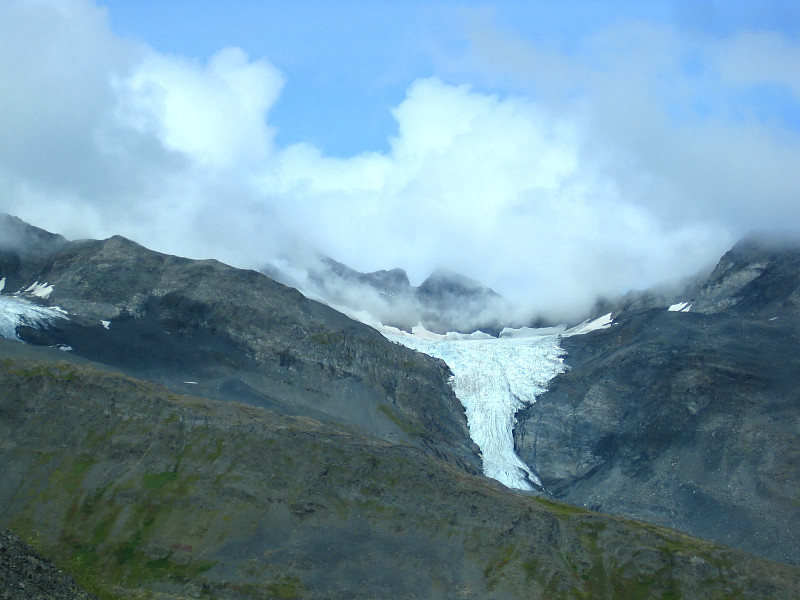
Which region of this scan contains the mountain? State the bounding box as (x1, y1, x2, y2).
(2, 215, 800, 598)
(515, 232, 800, 565)
(0, 214, 479, 472)
(416, 269, 509, 335)
(270, 256, 514, 334)
(2, 347, 799, 599)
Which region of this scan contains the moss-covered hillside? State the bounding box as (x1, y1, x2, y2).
(1, 356, 798, 599)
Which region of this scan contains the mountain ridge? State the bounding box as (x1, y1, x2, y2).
(268, 254, 515, 334)
(0, 214, 480, 472)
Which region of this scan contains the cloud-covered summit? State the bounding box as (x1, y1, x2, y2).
(1, 0, 798, 321)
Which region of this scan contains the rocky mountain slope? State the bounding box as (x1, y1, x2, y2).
(515, 232, 800, 565)
(2, 348, 799, 599)
(0, 214, 479, 472)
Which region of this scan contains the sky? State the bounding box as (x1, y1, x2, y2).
(1, 0, 799, 320)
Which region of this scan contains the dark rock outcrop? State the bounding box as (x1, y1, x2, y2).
(0, 528, 98, 600)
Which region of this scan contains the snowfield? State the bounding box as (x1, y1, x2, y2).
(380, 314, 613, 490)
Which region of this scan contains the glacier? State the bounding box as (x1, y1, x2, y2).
(0, 295, 66, 341)
(379, 314, 613, 491)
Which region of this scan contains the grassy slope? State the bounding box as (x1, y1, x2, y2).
(1, 357, 799, 599)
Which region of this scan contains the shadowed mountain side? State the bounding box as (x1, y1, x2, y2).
(516, 234, 800, 565)
(0, 216, 479, 471)
(1, 356, 798, 600)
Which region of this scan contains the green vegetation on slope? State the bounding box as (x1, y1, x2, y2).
(1, 357, 798, 599)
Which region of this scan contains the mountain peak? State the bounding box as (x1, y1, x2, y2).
(318, 256, 412, 295)
(267, 255, 513, 334)
(691, 231, 800, 315)
(417, 269, 500, 300)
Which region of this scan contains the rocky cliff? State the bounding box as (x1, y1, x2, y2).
(516, 233, 800, 565)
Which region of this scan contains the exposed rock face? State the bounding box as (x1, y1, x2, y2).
(515, 233, 800, 565)
(692, 232, 800, 315)
(1, 352, 798, 599)
(0, 216, 479, 472)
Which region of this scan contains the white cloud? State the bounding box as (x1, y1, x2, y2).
(0, 0, 135, 190)
(122, 47, 284, 168)
(257, 76, 731, 318)
(0, 0, 798, 322)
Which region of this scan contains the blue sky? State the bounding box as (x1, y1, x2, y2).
(99, 1, 800, 155)
(1, 0, 799, 319)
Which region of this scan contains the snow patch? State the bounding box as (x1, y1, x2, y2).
(0, 295, 67, 341)
(668, 302, 692, 312)
(56, 345, 73, 352)
(0, 278, 5, 293)
(23, 281, 55, 299)
(562, 313, 614, 336)
(101, 320, 111, 329)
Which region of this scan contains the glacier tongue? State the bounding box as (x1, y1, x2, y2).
(380, 315, 614, 491)
(0, 295, 66, 341)
(380, 325, 568, 490)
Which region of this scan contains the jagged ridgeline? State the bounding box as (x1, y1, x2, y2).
(1, 214, 800, 599)
(273, 254, 516, 335)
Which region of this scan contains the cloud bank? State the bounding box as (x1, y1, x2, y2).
(1, 0, 799, 321)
